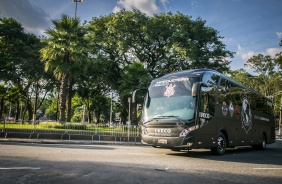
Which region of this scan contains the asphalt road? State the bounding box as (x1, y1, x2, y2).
(0, 140, 282, 184)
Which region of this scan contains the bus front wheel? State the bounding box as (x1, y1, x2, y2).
(211, 132, 226, 155)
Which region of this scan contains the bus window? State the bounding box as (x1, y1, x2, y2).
(202, 73, 220, 86)
(200, 86, 216, 116)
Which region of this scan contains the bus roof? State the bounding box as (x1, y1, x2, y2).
(153, 69, 271, 101)
(156, 69, 221, 79)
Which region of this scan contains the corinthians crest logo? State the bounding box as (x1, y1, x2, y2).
(241, 96, 252, 134)
(164, 84, 176, 97)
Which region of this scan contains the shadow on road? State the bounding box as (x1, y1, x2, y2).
(166, 139, 282, 166)
(0, 141, 116, 150)
(0, 157, 281, 184)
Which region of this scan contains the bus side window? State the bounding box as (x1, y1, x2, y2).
(200, 92, 209, 113)
(200, 73, 218, 116)
(202, 73, 219, 86)
(218, 78, 228, 106)
(200, 87, 215, 116)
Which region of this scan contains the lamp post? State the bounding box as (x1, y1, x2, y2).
(128, 97, 131, 125)
(72, 0, 84, 18)
(279, 39, 282, 135)
(110, 93, 113, 125)
(272, 91, 282, 136)
(279, 93, 282, 136)
(128, 97, 131, 141)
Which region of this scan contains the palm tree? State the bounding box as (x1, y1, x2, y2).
(40, 14, 88, 123)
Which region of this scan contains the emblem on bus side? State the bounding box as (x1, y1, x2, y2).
(229, 102, 234, 117)
(164, 84, 176, 97)
(222, 102, 228, 116)
(241, 97, 252, 134)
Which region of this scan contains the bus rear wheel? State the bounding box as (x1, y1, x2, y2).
(253, 134, 266, 150)
(211, 132, 226, 155)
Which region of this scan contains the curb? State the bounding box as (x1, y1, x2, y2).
(0, 138, 143, 146)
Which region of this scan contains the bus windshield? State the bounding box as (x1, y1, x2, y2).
(144, 77, 200, 122)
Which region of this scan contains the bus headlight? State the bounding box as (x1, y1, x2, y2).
(142, 127, 148, 135)
(179, 129, 189, 137)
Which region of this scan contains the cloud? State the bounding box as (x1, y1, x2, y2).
(191, 0, 203, 10)
(276, 32, 282, 38)
(237, 44, 282, 61)
(113, 0, 159, 16)
(160, 0, 169, 5)
(0, 0, 50, 35)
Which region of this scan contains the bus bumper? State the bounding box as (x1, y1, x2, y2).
(141, 135, 194, 149)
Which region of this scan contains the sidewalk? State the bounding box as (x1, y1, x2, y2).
(0, 137, 143, 146)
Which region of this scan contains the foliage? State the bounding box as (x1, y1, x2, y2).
(40, 15, 89, 123)
(244, 53, 282, 97)
(0, 18, 55, 121)
(235, 53, 282, 119)
(45, 97, 59, 120)
(2, 11, 281, 124)
(87, 10, 234, 122)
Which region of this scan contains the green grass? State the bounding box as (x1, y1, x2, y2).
(0, 121, 139, 134)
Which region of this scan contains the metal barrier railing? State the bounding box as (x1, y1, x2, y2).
(0, 121, 141, 142)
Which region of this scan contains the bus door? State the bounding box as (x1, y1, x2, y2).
(196, 75, 218, 147)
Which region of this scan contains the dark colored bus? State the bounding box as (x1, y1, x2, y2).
(132, 69, 275, 155)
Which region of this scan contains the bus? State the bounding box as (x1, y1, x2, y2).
(132, 69, 275, 155)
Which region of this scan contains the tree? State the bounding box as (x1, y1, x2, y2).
(228, 69, 252, 86)
(87, 10, 234, 121)
(245, 54, 277, 97)
(119, 62, 151, 124)
(76, 66, 109, 123)
(275, 51, 282, 70)
(0, 18, 25, 82)
(40, 14, 88, 123)
(0, 18, 54, 122)
(0, 18, 26, 120)
(136, 12, 234, 78)
(244, 53, 282, 122)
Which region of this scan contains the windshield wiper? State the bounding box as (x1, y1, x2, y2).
(144, 116, 167, 124)
(144, 115, 186, 124)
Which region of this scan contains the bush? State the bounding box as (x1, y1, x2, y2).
(64, 123, 87, 130)
(39, 122, 64, 129)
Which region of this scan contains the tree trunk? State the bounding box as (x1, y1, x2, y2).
(15, 100, 20, 121)
(66, 81, 73, 122)
(0, 96, 4, 119)
(131, 103, 137, 125)
(59, 74, 69, 123)
(96, 107, 101, 124)
(87, 103, 91, 124)
(26, 100, 33, 121)
(33, 82, 39, 124)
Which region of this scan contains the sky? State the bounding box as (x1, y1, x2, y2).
(0, 0, 281, 74)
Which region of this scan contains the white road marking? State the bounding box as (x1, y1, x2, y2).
(0, 167, 40, 170)
(253, 168, 282, 170)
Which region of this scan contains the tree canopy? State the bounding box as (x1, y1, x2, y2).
(2, 11, 281, 124)
(40, 14, 89, 123)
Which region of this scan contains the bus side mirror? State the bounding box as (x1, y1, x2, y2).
(192, 82, 213, 97)
(132, 90, 138, 103)
(192, 83, 200, 97)
(132, 88, 148, 103)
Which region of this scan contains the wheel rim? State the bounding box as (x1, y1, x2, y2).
(262, 137, 266, 148)
(217, 136, 225, 152)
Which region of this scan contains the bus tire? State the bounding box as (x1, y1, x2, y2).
(259, 134, 267, 150)
(253, 134, 266, 150)
(170, 148, 181, 152)
(211, 132, 226, 155)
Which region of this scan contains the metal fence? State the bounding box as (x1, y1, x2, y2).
(1, 121, 281, 142)
(0, 121, 141, 143)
